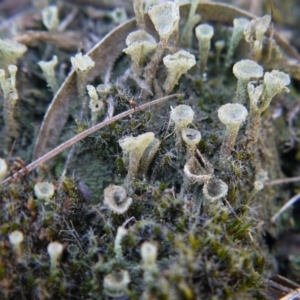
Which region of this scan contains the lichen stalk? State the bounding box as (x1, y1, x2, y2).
(218, 103, 248, 162)
(38, 55, 58, 93)
(246, 82, 263, 145)
(0, 66, 20, 151)
(133, 0, 145, 30)
(180, 0, 201, 48)
(195, 24, 214, 77)
(220, 124, 240, 161)
(225, 18, 249, 68)
(145, 2, 179, 88)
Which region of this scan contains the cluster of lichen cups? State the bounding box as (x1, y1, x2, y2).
(1, 0, 294, 298)
(99, 1, 291, 297)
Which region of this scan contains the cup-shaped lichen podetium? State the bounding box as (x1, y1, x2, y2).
(181, 128, 201, 156)
(195, 24, 214, 77)
(244, 15, 271, 61)
(170, 105, 194, 131)
(146, 2, 179, 85)
(171, 105, 195, 151)
(233, 59, 263, 104)
(123, 30, 157, 77)
(70, 52, 95, 107)
(103, 269, 130, 298)
(259, 70, 290, 113)
(141, 242, 159, 284)
(104, 185, 133, 215)
(203, 178, 228, 201)
(183, 156, 212, 185)
(118, 132, 155, 183)
(148, 2, 179, 43)
(163, 50, 196, 94)
(218, 103, 248, 161)
(47, 241, 63, 272)
(0, 38, 27, 69)
(34, 181, 55, 201)
(138, 138, 161, 177)
(9, 230, 24, 258)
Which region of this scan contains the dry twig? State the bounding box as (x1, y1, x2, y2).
(1, 93, 182, 186)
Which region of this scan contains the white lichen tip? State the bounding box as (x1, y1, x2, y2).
(96, 83, 111, 97)
(215, 40, 225, 51)
(244, 15, 271, 43)
(195, 24, 214, 41)
(71, 53, 95, 73)
(182, 128, 201, 146)
(0, 38, 27, 67)
(181, 128, 201, 144)
(203, 178, 228, 201)
(118, 132, 155, 182)
(103, 269, 130, 297)
(42, 5, 59, 31)
(104, 185, 133, 214)
(123, 30, 157, 73)
(234, 18, 250, 30)
(87, 85, 98, 101)
(34, 182, 55, 201)
(118, 132, 155, 153)
(148, 2, 179, 39)
(163, 50, 196, 93)
(163, 50, 196, 72)
(38, 55, 58, 70)
(38, 55, 58, 92)
(248, 82, 264, 106)
(264, 70, 290, 94)
(141, 242, 158, 266)
(47, 241, 63, 270)
(233, 59, 263, 81)
(218, 103, 248, 126)
(170, 105, 194, 130)
(47, 241, 63, 256)
(87, 86, 103, 114)
(9, 230, 24, 245)
(125, 30, 156, 47)
(254, 169, 268, 191)
(8, 64, 17, 78)
(0, 158, 8, 181)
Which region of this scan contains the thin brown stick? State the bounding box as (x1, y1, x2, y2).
(271, 191, 300, 223)
(266, 176, 300, 186)
(1, 94, 182, 186)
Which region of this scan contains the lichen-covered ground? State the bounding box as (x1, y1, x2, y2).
(1, 1, 300, 299)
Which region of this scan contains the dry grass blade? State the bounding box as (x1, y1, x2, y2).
(1, 93, 182, 186)
(266, 176, 300, 186)
(271, 192, 300, 223)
